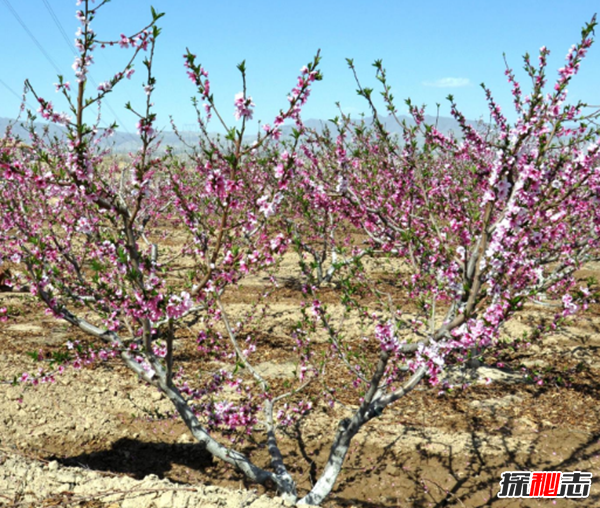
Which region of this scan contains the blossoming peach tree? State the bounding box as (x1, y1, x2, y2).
(1, 0, 600, 505)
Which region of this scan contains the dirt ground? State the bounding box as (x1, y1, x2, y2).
(1, 258, 599, 507)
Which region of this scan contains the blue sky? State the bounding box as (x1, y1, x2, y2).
(1, 0, 599, 135)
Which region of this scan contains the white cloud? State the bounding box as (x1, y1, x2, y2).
(422, 77, 471, 88)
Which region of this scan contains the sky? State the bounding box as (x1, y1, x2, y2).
(1, 0, 599, 136)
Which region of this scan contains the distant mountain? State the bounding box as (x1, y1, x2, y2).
(0, 117, 142, 153)
(0, 116, 65, 141)
(280, 114, 484, 137)
(1, 114, 483, 154)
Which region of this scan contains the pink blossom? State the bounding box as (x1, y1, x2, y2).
(119, 34, 130, 48)
(166, 291, 192, 319)
(97, 81, 112, 92)
(234, 92, 255, 121)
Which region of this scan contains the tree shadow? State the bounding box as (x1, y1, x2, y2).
(47, 438, 213, 480)
(317, 401, 600, 507)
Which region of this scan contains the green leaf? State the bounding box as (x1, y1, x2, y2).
(150, 6, 165, 21)
(90, 259, 104, 272)
(27, 351, 40, 362)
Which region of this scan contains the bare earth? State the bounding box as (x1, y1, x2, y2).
(1, 260, 599, 507)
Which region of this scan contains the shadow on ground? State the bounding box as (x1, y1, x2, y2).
(322, 421, 600, 507)
(49, 438, 213, 480)
(42, 423, 600, 508)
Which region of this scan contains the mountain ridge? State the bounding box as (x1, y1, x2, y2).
(1, 114, 484, 153)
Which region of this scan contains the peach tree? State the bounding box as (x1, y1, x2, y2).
(1, 1, 599, 505)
